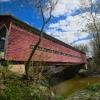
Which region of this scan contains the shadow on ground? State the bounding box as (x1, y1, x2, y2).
(50, 65, 84, 86)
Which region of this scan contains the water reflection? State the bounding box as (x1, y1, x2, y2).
(52, 76, 100, 97)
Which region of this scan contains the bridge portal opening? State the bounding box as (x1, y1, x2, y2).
(0, 24, 7, 59)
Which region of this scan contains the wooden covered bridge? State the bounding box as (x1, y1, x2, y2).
(0, 15, 86, 74)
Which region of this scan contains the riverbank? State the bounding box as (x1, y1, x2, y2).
(0, 70, 56, 100)
(52, 75, 100, 98)
(1, 64, 100, 100)
(0, 69, 68, 100)
(66, 83, 100, 100)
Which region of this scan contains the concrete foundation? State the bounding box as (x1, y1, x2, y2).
(9, 64, 25, 74)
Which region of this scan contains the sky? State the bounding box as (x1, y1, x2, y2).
(0, 0, 100, 55)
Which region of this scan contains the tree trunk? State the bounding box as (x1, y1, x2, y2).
(25, 24, 45, 79)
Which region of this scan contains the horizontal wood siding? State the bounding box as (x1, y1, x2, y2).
(6, 24, 86, 64)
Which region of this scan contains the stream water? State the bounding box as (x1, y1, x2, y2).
(52, 76, 100, 97)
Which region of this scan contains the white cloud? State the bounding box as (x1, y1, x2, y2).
(52, 0, 80, 17)
(52, 0, 98, 17)
(47, 12, 92, 44)
(46, 0, 100, 56)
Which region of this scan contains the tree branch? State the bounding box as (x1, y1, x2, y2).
(90, 0, 100, 49)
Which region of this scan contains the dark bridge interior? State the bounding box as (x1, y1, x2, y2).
(0, 25, 7, 52)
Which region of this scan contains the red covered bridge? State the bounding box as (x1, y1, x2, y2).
(0, 15, 86, 66)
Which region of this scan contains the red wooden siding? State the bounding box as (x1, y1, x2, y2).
(0, 15, 86, 64)
(5, 23, 86, 64)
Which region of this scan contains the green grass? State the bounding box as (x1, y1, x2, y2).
(0, 71, 57, 100)
(85, 83, 100, 92)
(0, 78, 31, 100)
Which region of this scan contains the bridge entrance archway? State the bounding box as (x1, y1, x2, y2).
(0, 24, 7, 59)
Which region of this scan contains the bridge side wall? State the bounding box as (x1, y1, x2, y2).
(0, 16, 11, 60)
(5, 22, 86, 64)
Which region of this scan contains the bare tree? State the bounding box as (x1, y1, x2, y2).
(74, 44, 88, 53)
(80, 0, 100, 64)
(24, 0, 57, 79)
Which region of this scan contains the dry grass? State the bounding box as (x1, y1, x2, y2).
(9, 64, 25, 75)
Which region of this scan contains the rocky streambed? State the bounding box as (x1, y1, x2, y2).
(52, 76, 100, 98)
(66, 83, 100, 100)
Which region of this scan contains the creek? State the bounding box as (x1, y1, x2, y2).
(52, 76, 100, 97)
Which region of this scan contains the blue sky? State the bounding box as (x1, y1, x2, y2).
(0, 0, 43, 28)
(0, 0, 99, 47)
